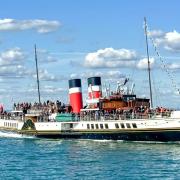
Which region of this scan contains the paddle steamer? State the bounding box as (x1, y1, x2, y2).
(0, 18, 180, 141)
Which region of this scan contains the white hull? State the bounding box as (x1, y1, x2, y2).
(0, 115, 180, 141)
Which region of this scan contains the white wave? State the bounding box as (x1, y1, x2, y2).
(126, 140, 180, 144)
(92, 139, 116, 142)
(0, 131, 35, 139)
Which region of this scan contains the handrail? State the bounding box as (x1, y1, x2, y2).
(79, 112, 171, 121)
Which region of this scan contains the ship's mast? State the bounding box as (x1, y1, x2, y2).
(34, 44, 41, 104)
(144, 17, 153, 108)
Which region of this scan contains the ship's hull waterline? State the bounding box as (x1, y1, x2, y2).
(29, 129, 180, 141)
(2, 127, 180, 142)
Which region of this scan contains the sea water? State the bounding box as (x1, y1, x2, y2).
(0, 132, 180, 180)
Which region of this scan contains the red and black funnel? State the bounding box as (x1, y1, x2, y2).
(69, 79, 83, 113)
(87, 76, 102, 100)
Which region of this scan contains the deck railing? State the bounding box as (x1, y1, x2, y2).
(79, 112, 171, 121)
(0, 111, 171, 122)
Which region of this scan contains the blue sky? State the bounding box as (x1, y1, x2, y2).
(0, 0, 180, 109)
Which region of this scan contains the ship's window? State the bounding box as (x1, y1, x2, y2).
(87, 124, 90, 129)
(120, 123, 125, 128)
(70, 123, 73, 128)
(100, 124, 104, 129)
(95, 124, 99, 129)
(91, 124, 94, 129)
(132, 123, 137, 128)
(105, 124, 109, 129)
(115, 123, 119, 129)
(126, 123, 131, 128)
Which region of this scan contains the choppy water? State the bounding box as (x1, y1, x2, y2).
(0, 132, 180, 179)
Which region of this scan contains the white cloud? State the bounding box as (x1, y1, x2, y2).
(167, 63, 180, 69)
(70, 70, 125, 80)
(0, 47, 25, 66)
(148, 30, 165, 38)
(106, 71, 125, 78)
(32, 69, 68, 82)
(0, 18, 61, 33)
(136, 57, 155, 69)
(0, 47, 30, 79)
(42, 86, 65, 93)
(0, 65, 29, 78)
(150, 30, 180, 52)
(34, 69, 58, 81)
(27, 85, 65, 94)
(36, 48, 59, 63)
(84, 48, 137, 68)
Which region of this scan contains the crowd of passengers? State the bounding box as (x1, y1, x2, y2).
(13, 100, 71, 115)
(80, 106, 172, 120)
(0, 101, 172, 121)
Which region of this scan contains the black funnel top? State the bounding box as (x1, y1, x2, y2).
(87, 77, 101, 86)
(69, 79, 81, 88)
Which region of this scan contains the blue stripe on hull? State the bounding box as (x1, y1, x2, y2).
(36, 131, 180, 142)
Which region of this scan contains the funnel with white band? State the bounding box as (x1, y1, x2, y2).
(87, 77, 102, 101)
(69, 79, 83, 113)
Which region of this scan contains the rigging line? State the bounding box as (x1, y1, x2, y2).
(146, 24, 180, 95)
(151, 72, 162, 107)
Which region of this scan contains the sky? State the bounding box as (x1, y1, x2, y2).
(0, 0, 180, 109)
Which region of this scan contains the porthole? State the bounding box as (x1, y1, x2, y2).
(70, 124, 73, 128)
(95, 124, 99, 129)
(115, 123, 119, 129)
(105, 124, 109, 129)
(120, 123, 125, 128)
(100, 124, 103, 129)
(126, 123, 131, 128)
(91, 124, 94, 129)
(132, 123, 137, 128)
